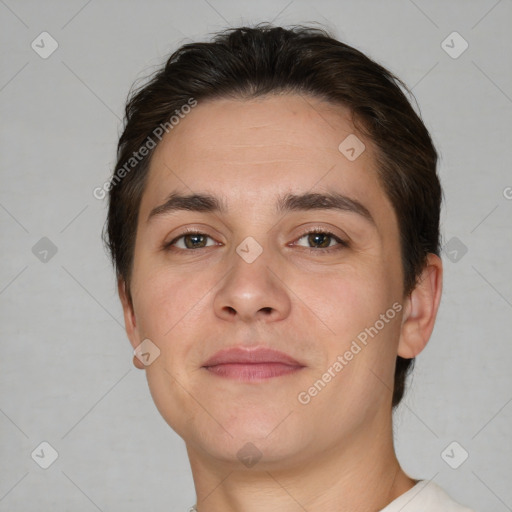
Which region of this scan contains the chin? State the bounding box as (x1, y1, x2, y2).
(191, 433, 307, 471)
(199, 415, 311, 464)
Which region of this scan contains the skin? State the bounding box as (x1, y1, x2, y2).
(119, 94, 443, 512)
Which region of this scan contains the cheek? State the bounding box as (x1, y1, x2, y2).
(295, 265, 390, 339)
(131, 263, 224, 379)
(299, 266, 401, 383)
(132, 277, 172, 338)
(132, 263, 204, 336)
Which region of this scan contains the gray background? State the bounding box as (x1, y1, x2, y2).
(1, 0, 511, 510)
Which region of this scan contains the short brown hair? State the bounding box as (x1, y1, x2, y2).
(103, 24, 442, 408)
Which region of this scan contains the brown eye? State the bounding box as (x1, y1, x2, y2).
(307, 232, 333, 248)
(165, 232, 217, 251)
(182, 233, 209, 249)
(295, 230, 347, 251)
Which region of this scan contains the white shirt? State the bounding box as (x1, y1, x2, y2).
(380, 480, 476, 511)
(189, 480, 476, 511)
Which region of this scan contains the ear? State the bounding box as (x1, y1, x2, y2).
(398, 253, 443, 359)
(118, 278, 145, 370)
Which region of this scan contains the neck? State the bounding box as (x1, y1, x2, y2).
(186, 408, 415, 512)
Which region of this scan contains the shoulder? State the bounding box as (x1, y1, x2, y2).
(381, 480, 477, 512)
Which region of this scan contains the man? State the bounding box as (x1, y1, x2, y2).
(103, 24, 475, 511)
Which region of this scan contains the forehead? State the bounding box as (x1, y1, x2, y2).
(139, 94, 397, 234)
(151, 94, 361, 176)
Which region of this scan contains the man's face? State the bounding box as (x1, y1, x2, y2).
(123, 94, 407, 468)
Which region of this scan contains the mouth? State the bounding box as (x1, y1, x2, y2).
(202, 346, 305, 382)
(204, 362, 303, 381)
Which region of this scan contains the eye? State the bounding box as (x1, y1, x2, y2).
(293, 228, 348, 253)
(162, 228, 348, 254)
(164, 230, 218, 250)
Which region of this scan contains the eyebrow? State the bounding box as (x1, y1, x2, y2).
(147, 191, 376, 226)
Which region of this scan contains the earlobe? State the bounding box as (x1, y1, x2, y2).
(118, 278, 145, 370)
(397, 254, 443, 359)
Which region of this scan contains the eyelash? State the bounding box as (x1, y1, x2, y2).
(162, 227, 348, 255)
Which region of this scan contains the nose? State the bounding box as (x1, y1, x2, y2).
(212, 247, 292, 324)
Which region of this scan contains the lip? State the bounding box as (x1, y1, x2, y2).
(202, 347, 305, 381)
(203, 346, 303, 367)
